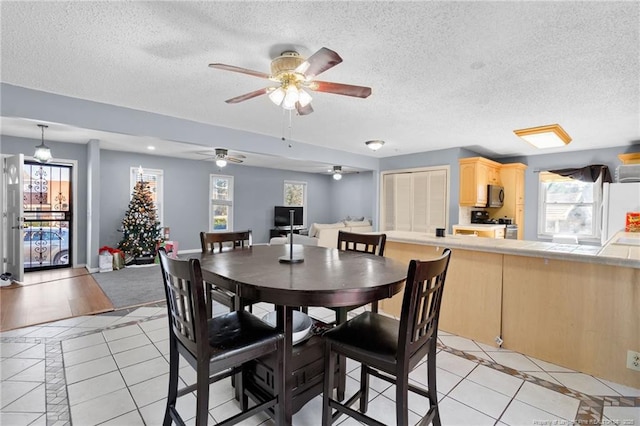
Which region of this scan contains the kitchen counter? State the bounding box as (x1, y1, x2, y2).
(380, 230, 639, 388)
(384, 230, 639, 269)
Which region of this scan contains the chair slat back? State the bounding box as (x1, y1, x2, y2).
(200, 231, 251, 254)
(398, 248, 452, 365)
(337, 231, 386, 256)
(158, 248, 208, 356)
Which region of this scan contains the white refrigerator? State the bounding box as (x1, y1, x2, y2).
(601, 182, 640, 245)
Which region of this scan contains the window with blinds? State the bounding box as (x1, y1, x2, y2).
(381, 168, 448, 233)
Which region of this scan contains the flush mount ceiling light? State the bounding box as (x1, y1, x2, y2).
(514, 124, 572, 149)
(332, 165, 343, 181)
(365, 140, 385, 151)
(34, 124, 52, 163)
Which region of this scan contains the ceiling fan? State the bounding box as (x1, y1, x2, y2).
(209, 47, 372, 115)
(196, 148, 245, 167)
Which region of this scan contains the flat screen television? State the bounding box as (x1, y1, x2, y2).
(274, 206, 303, 227)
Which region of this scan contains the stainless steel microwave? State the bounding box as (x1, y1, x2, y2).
(487, 185, 504, 208)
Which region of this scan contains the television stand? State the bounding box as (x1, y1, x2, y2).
(270, 227, 308, 238)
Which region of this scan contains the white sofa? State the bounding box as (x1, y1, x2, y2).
(310, 220, 373, 248)
(269, 220, 374, 248)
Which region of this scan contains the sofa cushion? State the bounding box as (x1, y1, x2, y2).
(308, 222, 345, 238)
(345, 220, 371, 228)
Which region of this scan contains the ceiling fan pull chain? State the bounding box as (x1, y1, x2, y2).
(288, 109, 293, 141)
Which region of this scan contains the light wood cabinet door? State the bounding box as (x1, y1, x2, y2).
(515, 168, 525, 205)
(459, 162, 478, 206)
(488, 166, 501, 185)
(459, 158, 499, 207)
(515, 205, 524, 239)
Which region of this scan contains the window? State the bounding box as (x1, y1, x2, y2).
(284, 181, 307, 226)
(538, 172, 602, 239)
(130, 167, 163, 226)
(210, 174, 234, 231)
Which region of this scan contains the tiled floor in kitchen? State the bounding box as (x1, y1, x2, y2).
(1, 302, 638, 426)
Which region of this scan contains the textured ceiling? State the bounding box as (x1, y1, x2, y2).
(1, 1, 638, 167)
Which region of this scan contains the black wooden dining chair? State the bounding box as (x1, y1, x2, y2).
(336, 230, 387, 316)
(158, 248, 285, 426)
(200, 230, 253, 315)
(322, 248, 452, 426)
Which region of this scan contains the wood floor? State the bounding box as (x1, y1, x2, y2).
(0, 268, 114, 332)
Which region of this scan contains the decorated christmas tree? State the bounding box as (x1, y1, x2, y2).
(118, 177, 163, 262)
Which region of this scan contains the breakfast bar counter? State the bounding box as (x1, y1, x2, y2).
(384, 230, 640, 269)
(378, 230, 639, 388)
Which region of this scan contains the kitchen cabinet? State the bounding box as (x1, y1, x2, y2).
(494, 163, 527, 239)
(618, 153, 640, 164)
(452, 224, 505, 238)
(459, 157, 502, 207)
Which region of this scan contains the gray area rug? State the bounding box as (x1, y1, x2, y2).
(92, 264, 165, 309)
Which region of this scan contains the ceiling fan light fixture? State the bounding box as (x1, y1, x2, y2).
(365, 140, 385, 151)
(215, 158, 227, 167)
(514, 124, 571, 149)
(298, 89, 312, 107)
(332, 165, 343, 181)
(34, 124, 52, 163)
(282, 85, 299, 110)
(268, 87, 286, 106)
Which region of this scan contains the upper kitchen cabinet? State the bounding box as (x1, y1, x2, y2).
(618, 153, 640, 164)
(459, 157, 502, 207)
(494, 163, 527, 239)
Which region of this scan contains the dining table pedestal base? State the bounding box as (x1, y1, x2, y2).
(245, 329, 341, 414)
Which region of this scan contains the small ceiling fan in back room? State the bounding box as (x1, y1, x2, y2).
(209, 47, 372, 116)
(195, 148, 245, 168)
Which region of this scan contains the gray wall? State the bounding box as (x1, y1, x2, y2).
(99, 150, 338, 251)
(329, 171, 374, 222)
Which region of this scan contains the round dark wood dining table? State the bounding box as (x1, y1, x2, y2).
(193, 244, 407, 425)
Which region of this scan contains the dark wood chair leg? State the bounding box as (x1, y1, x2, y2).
(396, 374, 409, 426)
(164, 337, 179, 426)
(427, 345, 441, 426)
(335, 308, 348, 401)
(322, 341, 336, 426)
(195, 362, 210, 426)
(359, 365, 370, 413)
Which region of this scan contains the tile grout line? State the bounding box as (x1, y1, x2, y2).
(437, 344, 640, 424)
(2, 311, 638, 425)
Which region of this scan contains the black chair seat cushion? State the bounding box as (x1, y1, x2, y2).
(324, 311, 398, 369)
(208, 310, 280, 356)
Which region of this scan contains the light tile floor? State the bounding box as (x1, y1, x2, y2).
(1, 301, 638, 426)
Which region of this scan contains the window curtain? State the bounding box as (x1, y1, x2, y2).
(547, 165, 612, 183)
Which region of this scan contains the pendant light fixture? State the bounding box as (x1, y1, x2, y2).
(34, 124, 52, 163)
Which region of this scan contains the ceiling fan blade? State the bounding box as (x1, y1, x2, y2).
(296, 47, 342, 78)
(227, 157, 244, 164)
(307, 81, 372, 98)
(209, 63, 270, 79)
(296, 102, 314, 116)
(224, 87, 271, 104)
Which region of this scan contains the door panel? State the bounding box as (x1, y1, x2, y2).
(5, 154, 24, 282)
(23, 162, 72, 270)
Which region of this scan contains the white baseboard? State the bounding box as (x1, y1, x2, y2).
(177, 248, 201, 254)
